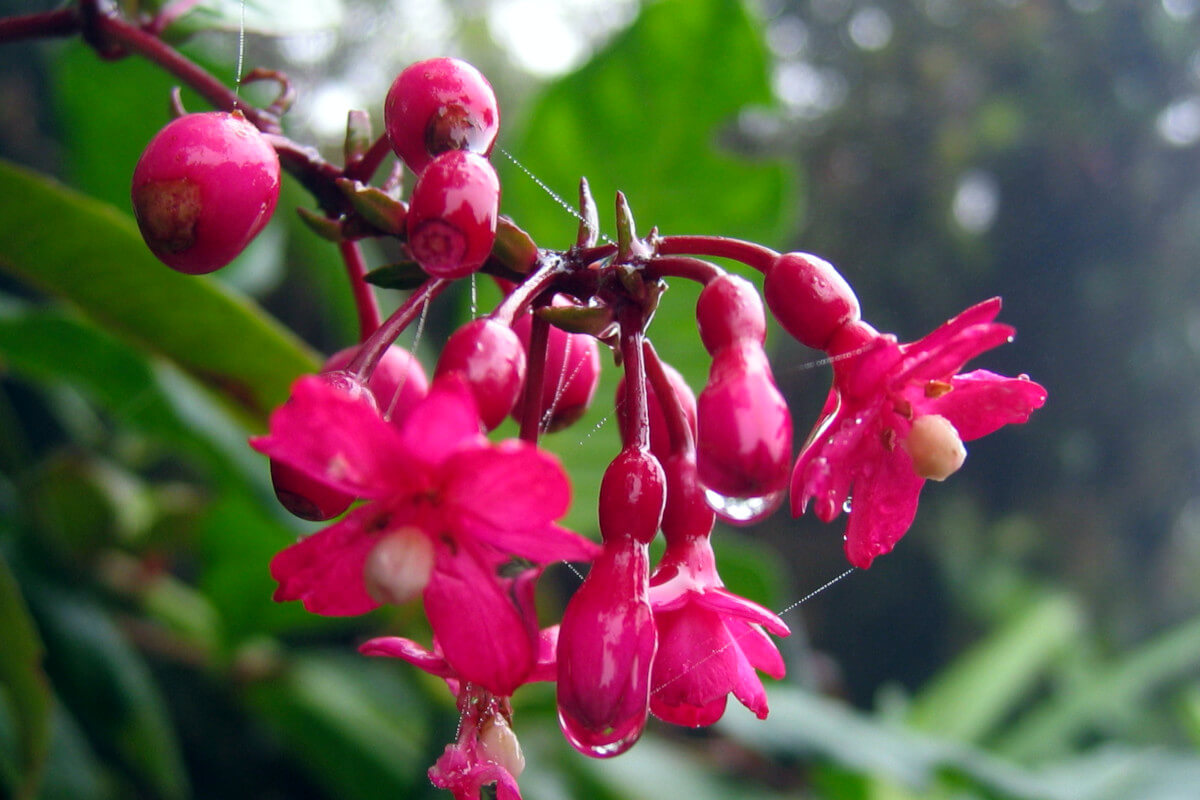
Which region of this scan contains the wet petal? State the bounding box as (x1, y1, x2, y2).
(269, 506, 386, 616)
(924, 370, 1048, 441)
(842, 448, 924, 569)
(697, 587, 790, 638)
(359, 636, 456, 680)
(399, 376, 486, 466)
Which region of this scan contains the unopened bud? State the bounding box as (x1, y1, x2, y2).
(902, 414, 966, 481)
(363, 527, 435, 605)
(480, 715, 525, 778)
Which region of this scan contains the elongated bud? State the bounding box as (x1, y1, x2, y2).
(764, 252, 860, 350)
(696, 273, 766, 354)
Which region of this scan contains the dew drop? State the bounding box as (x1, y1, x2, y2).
(557, 710, 643, 758)
(842, 496, 854, 514)
(703, 487, 786, 525)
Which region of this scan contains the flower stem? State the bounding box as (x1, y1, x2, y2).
(645, 255, 723, 286)
(492, 252, 568, 326)
(338, 240, 382, 341)
(347, 278, 447, 380)
(617, 305, 651, 453)
(345, 134, 394, 183)
(518, 313, 550, 443)
(655, 235, 778, 273)
(0, 8, 78, 41)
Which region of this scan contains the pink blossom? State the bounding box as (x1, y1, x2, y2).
(791, 298, 1047, 568)
(252, 374, 599, 695)
(648, 452, 789, 726)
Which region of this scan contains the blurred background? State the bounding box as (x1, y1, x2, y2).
(3, 0, 1200, 797)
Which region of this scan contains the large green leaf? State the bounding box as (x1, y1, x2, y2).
(0, 553, 50, 800)
(0, 159, 319, 426)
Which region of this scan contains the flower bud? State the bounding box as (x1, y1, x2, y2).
(324, 344, 428, 427)
(511, 314, 601, 432)
(696, 343, 792, 525)
(599, 448, 666, 546)
(695, 273, 766, 354)
(902, 414, 966, 481)
(764, 252, 860, 351)
(363, 526, 435, 606)
(434, 318, 526, 430)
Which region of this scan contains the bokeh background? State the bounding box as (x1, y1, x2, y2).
(3, 0, 1200, 798)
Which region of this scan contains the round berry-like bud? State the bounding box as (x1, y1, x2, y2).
(902, 414, 966, 481)
(695, 273, 766, 354)
(323, 344, 429, 427)
(511, 315, 601, 432)
(696, 343, 792, 525)
(763, 252, 860, 351)
(434, 318, 526, 430)
(599, 447, 666, 546)
(131, 111, 280, 274)
(616, 362, 697, 460)
(384, 57, 500, 175)
(363, 526, 435, 606)
(269, 372, 375, 521)
(406, 151, 500, 279)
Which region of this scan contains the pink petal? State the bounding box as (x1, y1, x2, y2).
(842, 447, 924, 569)
(423, 540, 536, 697)
(727, 618, 786, 680)
(904, 297, 1002, 357)
(924, 370, 1048, 441)
(252, 375, 413, 498)
(269, 506, 384, 616)
(649, 606, 737, 724)
(399, 375, 485, 465)
(650, 692, 728, 728)
(359, 636, 456, 679)
(696, 588, 790, 638)
(897, 322, 1014, 385)
(728, 634, 772, 719)
(791, 407, 883, 521)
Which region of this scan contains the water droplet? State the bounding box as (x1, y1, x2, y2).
(842, 496, 854, 514)
(558, 709, 644, 758)
(703, 487, 786, 525)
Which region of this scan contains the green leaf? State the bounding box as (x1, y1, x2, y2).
(21, 577, 188, 800)
(166, 0, 344, 37)
(503, 0, 795, 250)
(0, 159, 319, 426)
(906, 592, 1084, 743)
(0, 553, 51, 800)
(245, 651, 429, 800)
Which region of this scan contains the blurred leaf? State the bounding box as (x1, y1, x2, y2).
(998, 612, 1200, 760)
(245, 651, 429, 800)
(0, 159, 319, 426)
(907, 592, 1084, 743)
(167, 0, 344, 37)
(0, 553, 50, 800)
(22, 576, 188, 800)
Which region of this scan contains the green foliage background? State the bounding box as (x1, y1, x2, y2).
(2, 0, 1200, 798)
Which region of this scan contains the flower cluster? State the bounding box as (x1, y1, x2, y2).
(143, 55, 1046, 800)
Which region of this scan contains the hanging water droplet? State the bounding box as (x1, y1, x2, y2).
(703, 487, 786, 526)
(558, 709, 644, 758)
(842, 496, 854, 514)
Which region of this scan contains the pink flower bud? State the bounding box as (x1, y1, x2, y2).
(599, 448, 666, 546)
(696, 273, 767, 354)
(511, 314, 602, 432)
(557, 538, 656, 758)
(696, 343, 792, 525)
(323, 344, 429, 427)
(434, 318, 526, 430)
(764, 252, 860, 350)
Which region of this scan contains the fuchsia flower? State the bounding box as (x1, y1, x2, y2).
(649, 452, 789, 726)
(791, 298, 1048, 568)
(252, 373, 599, 696)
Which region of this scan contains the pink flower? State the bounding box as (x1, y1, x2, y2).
(648, 452, 789, 727)
(252, 374, 599, 695)
(791, 298, 1048, 568)
(648, 535, 789, 726)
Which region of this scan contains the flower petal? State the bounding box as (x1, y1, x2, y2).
(269, 506, 384, 615)
(728, 618, 786, 680)
(842, 447, 924, 569)
(252, 375, 414, 498)
(400, 374, 486, 465)
(359, 636, 456, 679)
(924, 370, 1048, 441)
(897, 322, 1014, 385)
(697, 587, 790, 638)
(423, 541, 536, 696)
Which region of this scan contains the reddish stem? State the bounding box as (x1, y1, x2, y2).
(518, 313, 551, 443)
(642, 341, 694, 456)
(0, 8, 78, 41)
(492, 252, 568, 326)
(347, 278, 447, 380)
(338, 241, 382, 341)
(645, 255, 724, 286)
(617, 304, 651, 453)
(655, 235, 779, 273)
(345, 135, 394, 183)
